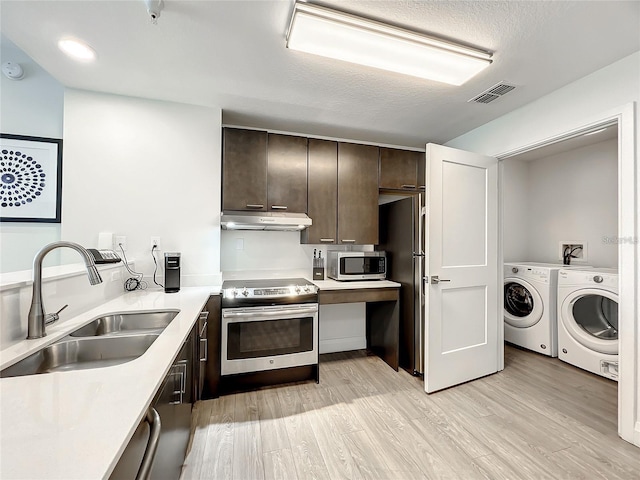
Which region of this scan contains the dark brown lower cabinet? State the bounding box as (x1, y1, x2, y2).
(202, 294, 221, 399)
(110, 326, 196, 480)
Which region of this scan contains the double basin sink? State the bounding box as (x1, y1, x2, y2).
(1, 310, 179, 378)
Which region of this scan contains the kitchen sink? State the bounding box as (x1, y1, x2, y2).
(69, 310, 179, 337)
(0, 333, 160, 378)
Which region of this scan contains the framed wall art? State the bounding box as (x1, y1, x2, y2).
(0, 134, 63, 223)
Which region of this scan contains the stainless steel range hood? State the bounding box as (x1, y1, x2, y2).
(220, 211, 312, 231)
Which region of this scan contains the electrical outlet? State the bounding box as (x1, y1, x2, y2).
(111, 270, 122, 282)
(559, 242, 588, 263)
(150, 236, 161, 251)
(115, 236, 127, 252)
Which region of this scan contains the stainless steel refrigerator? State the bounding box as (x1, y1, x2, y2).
(377, 194, 425, 375)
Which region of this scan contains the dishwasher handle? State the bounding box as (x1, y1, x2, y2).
(135, 407, 161, 480)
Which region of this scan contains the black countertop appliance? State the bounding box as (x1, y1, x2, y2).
(164, 252, 181, 293)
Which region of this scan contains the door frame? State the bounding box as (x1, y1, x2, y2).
(495, 102, 637, 445)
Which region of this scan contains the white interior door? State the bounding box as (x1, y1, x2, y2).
(424, 143, 499, 393)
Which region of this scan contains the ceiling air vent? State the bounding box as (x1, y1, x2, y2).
(469, 82, 516, 104)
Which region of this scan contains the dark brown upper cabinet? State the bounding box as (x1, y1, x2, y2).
(337, 143, 379, 245)
(267, 134, 308, 213)
(379, 147, 426, 191)
(302, 139, 338, 244)
(222, 129, 308, 213)
(222, 128, 268, 211)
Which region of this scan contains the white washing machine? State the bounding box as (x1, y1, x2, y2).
(503, 262, 585, 357)
(557, 268, 619, 381)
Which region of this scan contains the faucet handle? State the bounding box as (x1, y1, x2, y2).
(45, 304, 68, 325)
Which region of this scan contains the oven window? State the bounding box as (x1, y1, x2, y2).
(341, 257, 384, 274)
(227, 317, 314, 360)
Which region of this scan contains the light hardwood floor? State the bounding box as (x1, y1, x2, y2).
(181, 346, 640, 479)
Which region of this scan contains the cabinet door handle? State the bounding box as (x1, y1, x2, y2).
(200, 338, 208, 362)
(169, 361, 187, 404)
(401, 184, 417, 189)
(199, 320, 208, 337)
(320, 238, 335, 243)
(341, 239, 356, 243)
(246, 204, 264, 209)
(135, 407, 161, 480)
(271, 205, 287, 210)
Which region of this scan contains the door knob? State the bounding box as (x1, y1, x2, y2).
(431, 276, 450, 284)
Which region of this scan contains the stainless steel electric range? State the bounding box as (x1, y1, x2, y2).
(221, 278, 319, 377)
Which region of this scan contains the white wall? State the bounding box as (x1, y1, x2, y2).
(62, 89, 222, 287)
(447, 50, 639, 446)
(0, 36, 63, 138)
(527, 139, 618, 266)
(0, 35, 64, 272)
(503, 139, 618, 267)
(220, 230, 373, 278)
(220, 230, 315, 278)
(502, 158, 529, 261)
(447, 52, 639, 159)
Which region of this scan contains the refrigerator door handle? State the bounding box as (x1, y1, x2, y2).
(415, 193, 426, 376)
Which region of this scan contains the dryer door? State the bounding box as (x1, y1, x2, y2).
(560, 288, 618, 354)
(504, 278, 543, 328)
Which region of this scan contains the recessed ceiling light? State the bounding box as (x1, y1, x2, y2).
(286, 1, 492, 85)
(58, 38, 96, 62)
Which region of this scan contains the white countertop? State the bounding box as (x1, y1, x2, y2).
(0, 286, 219, 480)
(312, 279, 401, 290)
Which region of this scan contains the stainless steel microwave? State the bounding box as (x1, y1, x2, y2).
(327, 251, 387, 281)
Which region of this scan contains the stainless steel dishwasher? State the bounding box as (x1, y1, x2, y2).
(110, 326, 196, 480)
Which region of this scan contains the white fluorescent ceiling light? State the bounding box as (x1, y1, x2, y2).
(286, 2, 493, 86)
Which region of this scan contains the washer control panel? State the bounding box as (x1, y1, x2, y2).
(505, 264, 550, 284)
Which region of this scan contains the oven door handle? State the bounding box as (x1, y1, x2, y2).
(222, 306, 318, 319)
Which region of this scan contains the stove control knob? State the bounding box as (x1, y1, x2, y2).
(304, 285, 311, 293)
(593, 275, 604, 284)
(232, 288, 239, 297)
(242, 288, 249, 297)
(295, 286, 301, 294)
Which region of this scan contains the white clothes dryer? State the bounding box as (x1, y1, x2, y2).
(557, 268, 619, 381)
(504, 262, 586, 357)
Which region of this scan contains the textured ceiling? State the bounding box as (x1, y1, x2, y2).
(1, 1, 639, 148)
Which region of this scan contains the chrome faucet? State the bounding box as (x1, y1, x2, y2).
(27, 241, 103, 339)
